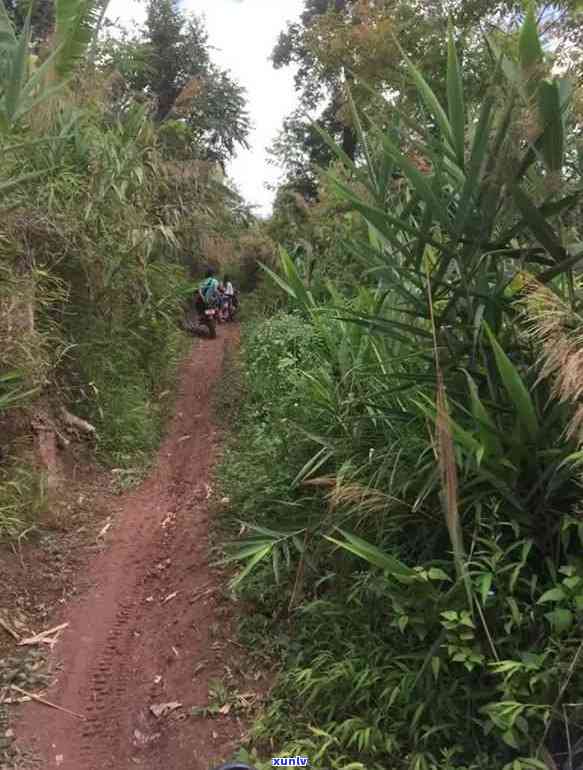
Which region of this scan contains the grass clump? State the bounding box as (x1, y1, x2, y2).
(0, 463, 47, 540)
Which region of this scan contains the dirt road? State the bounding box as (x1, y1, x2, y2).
(16, 327, 244, 770)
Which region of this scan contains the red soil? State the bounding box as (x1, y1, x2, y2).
(14, 326, 247, 770)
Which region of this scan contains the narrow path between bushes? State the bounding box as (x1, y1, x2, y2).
(15, 326, 244, 770)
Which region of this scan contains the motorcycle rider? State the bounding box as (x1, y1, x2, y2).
(223, 274, 236, 320)
(196, 267, 220, 317)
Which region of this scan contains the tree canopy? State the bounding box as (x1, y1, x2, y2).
(101, 0, 250, 167)
(270, 0, 579, 195)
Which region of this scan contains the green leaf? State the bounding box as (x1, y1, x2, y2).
(538, 587, 567, 603)
(222, 541, 275, 564)
(0, 168, 55, 197)
(325, 530, 415, 578)
(346, 84, 379, 196)
(0, 0, 15, 46)
(405, 51, 455, 155)
(538, 79, 564, 173)
(291, 446, 334, 488)
(416, 393, 483, 457)
(544, 608, 573, 633)
(54, 0, 101, 78)
(4, 13, 31, 123)
(519, 2, 544, 74)
(428, 567, 451, 581)
(260, 257, 313, 315)
(502, 728, 521, 749)
(397, 615, 409, 633)
(229, 545, 272, 589)
(479, 573, 493, 606)
(446, 20, 465, 169)
(454, 95, 495, 233)
(511, 186, 566, 265)
(380, 132, 452, 233)
(463, 371, 502, 458)
(484, 323, 539, 441)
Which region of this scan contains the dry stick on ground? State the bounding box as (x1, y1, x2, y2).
(59, 407, 96, 436)
(18, 623, 69, 646)
(17, 526, 36, 571)
(0, 618, 20, 642)
(10, 686, 86, 721)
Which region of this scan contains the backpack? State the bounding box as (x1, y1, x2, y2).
(200, 277, 218, 305)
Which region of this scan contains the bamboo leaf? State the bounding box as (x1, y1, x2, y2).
(326, 530, 415, 578)
(455, 95, 494, 233)
(463, 371, 502, 458)
(346, 83, 379, 195)
(380, 133, 452, 232)
(405, 53, 455, 154)
(511, 186, 566, 264)
(222, 542, 275, 564)
(229, 546, 272, 589)
(446, 21, 465, 169)
(484, 323, 539, 441)
(519, 2, 544, 75)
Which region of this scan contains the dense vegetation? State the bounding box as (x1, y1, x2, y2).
(3, 1, 583, 768)
(220, 3, 583, 769)
(0, 0, 262, 535)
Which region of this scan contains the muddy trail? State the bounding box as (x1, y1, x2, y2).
(15, 327, 246, 770)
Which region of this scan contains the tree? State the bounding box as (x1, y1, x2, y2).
(144, 0, 208, 122)
(267, 105, 345, 200)
(184, 65, 250, 167)
(100, 0, 250, 166)
(5, 0, 55, 42)
(270, 0, 578, 196)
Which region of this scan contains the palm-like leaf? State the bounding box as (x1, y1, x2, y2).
(0, 0, 104, 132)
(54, 0, 104, 78)
(0, 0, 15, 48)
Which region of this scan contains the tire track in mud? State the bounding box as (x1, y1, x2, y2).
(15, 327, 244, 770)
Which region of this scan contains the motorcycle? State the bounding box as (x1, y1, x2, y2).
(201, 304, 218, 338)
(182, 294, 218, 339)
(193, 288, 219, 338)
(221, 291, 239, 323)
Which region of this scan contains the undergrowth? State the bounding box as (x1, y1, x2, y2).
(0, 463, 47, 540)
(216, 298, 583, 770)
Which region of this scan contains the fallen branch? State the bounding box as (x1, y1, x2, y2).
(60, 407, 96, 436)
(97, 519, 112, 540)
(17, 526, 36, 571)
(0, 617, 20, 642)
(18, 622, 69, 647)
(10, 686, 85, 721)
